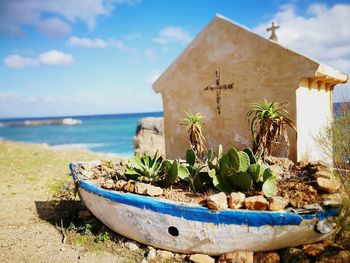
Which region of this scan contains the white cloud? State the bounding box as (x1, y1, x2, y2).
(153, 27, 192, 44)
(68, 36, 108, 48)
(4, 50, 74, 69)
(38, 50, 74, 65)
(4, 55, 39, 69)
(68, 36, 128, 50)
(146, 70, 161, 84)
(253, 3, 350, 72)
(37, 18, 71, 37)
(0, 0, 140, 37)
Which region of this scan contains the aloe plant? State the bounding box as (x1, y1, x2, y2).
(246, 99, 296, 160)
(125, 153, 179, 187)
(182, 111, 207, 161)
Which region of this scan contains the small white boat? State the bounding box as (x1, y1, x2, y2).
(70, 163, 338, 256)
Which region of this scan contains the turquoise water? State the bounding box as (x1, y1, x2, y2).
(0, 112, 162, 156)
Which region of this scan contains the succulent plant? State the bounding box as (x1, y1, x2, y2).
(178, 148, 207, 192)
(125, 153, 179, 187)
(208, 146, 277, 197)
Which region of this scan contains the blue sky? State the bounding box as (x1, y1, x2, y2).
(0, 0, 349, 118)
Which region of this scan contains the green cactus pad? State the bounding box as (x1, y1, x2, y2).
(238, 151, 250, 172)
(227, 147, 240, 171)
(262, 176, 277, 197)
(177, 164, 190, 182)
(243, 148, 257, 164)
(236, 172, 253, 190)
(263, 168, 273, 182)
(248, 164, 261, 182)
(186, 148, 196, 166)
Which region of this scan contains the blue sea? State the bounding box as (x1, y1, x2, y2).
(0, 112, 163, 157)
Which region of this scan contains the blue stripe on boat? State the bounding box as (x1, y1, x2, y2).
(70, 163, 338, 227)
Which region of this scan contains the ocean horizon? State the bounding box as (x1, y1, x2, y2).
(1, 102, 348, 157)
(0, 111, 163, 157)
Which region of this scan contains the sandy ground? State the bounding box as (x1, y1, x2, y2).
(0, 141, 147, 263)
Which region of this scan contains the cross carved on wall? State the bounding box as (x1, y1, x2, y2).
(204, 69, 234, 114)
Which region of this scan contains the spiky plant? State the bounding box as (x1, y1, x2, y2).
(246, 100, 296, 159)
(183, 111, 207, 161)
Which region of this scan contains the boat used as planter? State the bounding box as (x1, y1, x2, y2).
(70, 162, 339, 256)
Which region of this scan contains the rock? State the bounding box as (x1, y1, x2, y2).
(228, 192, 245, 209)
(134, 182, 149, 195)
(300, 161, 332, 175)
(133, 117, 165, 157)
(102, 179, 115, 189)
(156, 250, 174, 259)
(125, 241, 139, 251)
(268, 196, 289, 211)
(316, 177, 341, 194)
(146, 246, 156, 260)
(218, 251, 254, 263)
(253, 251, 280, 263)
(78, 210, 92, 220)
(269, 164, 284, 177)
(207, 192, 228, 210)
(280, 247, 310, 263)
(315, 247, 350, 262)
(302, 243, 325, 257)
(266, 156, 294, 170)
(114, 180, 127, 191)
(313, 171, 333, 179)
(124, 181, 136, 193)
(244, 196, 269, 210)
(189, 254, 215, 263)
(145, 185, 163, 196)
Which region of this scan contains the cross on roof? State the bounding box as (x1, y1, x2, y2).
(204, 69, 234, 114)
(267, 21, 279, 42)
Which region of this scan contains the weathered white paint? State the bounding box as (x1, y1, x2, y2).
(297, 78, 333, 163)
(78, 185, 333, 255)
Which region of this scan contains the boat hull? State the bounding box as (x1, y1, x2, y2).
(71, 163, 337, 255)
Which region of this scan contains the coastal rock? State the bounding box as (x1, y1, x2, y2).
(228, 192, 245, 209)
(280, 248, 310, 263)
(268, 196, 289, 211)
(156, 250, 174, 259)
(244, 196, 269, 210)
(102, 179, 115, 189)
(316, 177, 341, 194)
(218, 251, 253, 263)
(315, 246, 350, 262)
(133, 117, 165, 157)
(114, 180, 128, 191)
(125, 241, 139, 251)
(302, 243, 326, 257)
(134, 182, 150, 195)
(124, 181, 136, 193)
(266, 156, 294, 170)
(146, 246, 156, 260)
(207, 192, 228, 210)
(189, 254, 215, 263)
(253, 251, 280, 263)
(145, 185, 163, 196)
